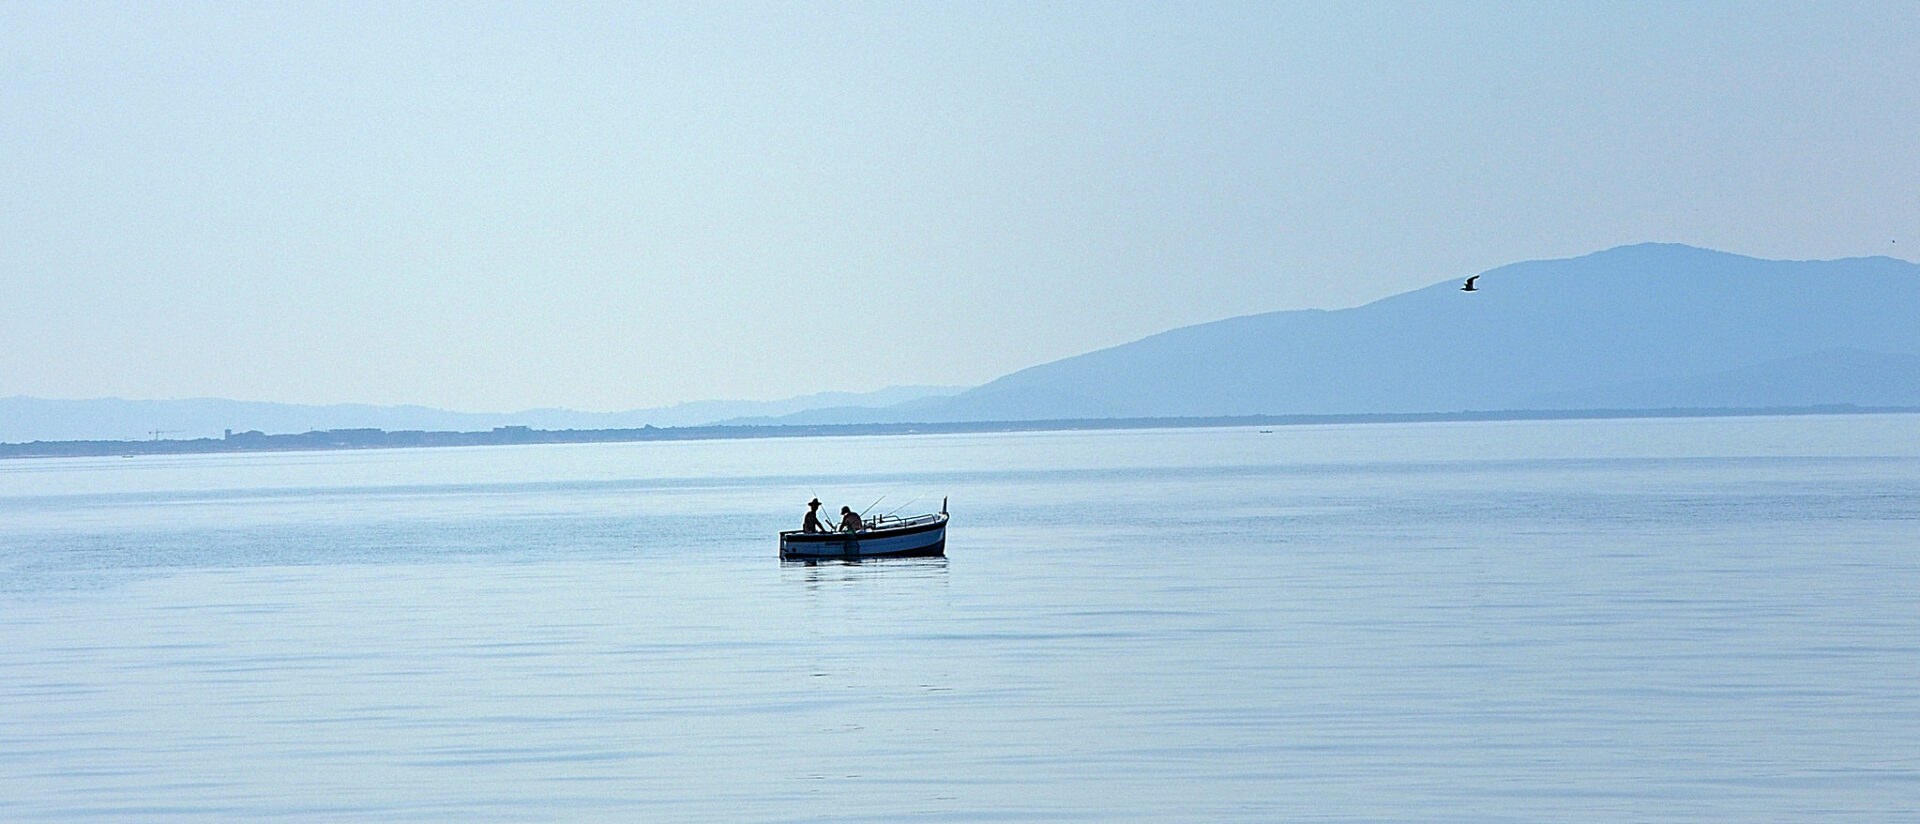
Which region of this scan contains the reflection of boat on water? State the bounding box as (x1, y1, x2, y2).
(780, 501, 948, 561)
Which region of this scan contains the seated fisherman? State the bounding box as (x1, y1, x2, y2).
(838, 505, 863, 532)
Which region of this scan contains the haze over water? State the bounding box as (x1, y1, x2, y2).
(3, 415, 1917, 821)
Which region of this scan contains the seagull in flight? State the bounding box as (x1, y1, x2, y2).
(1461, 275, 1479, 292)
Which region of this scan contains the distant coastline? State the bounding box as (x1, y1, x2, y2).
(3, 405, 1914, 460)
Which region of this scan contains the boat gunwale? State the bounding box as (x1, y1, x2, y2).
(779, 513, 948, 545)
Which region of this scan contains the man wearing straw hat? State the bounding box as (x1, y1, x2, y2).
(801, 498, 828, 533)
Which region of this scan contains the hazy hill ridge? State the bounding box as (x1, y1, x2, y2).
(9, 244, 1917, 442)
(764, 244, 1920, 423)
(0, 386, 963, 444)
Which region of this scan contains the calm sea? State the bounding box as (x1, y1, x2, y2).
(2, 416, 1917, 822)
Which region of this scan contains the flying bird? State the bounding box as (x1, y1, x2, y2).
(1460, 275, 1479, 292)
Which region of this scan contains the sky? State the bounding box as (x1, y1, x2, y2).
(4, 1, 1918, 412)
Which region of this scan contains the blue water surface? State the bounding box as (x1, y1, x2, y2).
(2, 415, 1917, 822)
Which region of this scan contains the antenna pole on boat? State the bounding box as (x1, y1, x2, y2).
(942, 496, 947, 515)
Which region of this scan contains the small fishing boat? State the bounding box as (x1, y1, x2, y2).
(779, 500, 949, 561)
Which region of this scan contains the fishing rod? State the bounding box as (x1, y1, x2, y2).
(883, 494, 924, 517)
(859, 494, 886, 518)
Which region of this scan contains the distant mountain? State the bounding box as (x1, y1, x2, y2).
(1524, 348, 1920, 409)
(766, 244, 1920, 422)
(14, 244, 1917, 442)
(602, 385, 964, 429)
(0, 386, 963, 443)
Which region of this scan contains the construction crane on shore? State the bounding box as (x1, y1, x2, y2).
(148, 429, 183, 440)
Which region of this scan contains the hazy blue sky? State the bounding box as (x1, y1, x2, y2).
(5, 2, 1917, 411)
